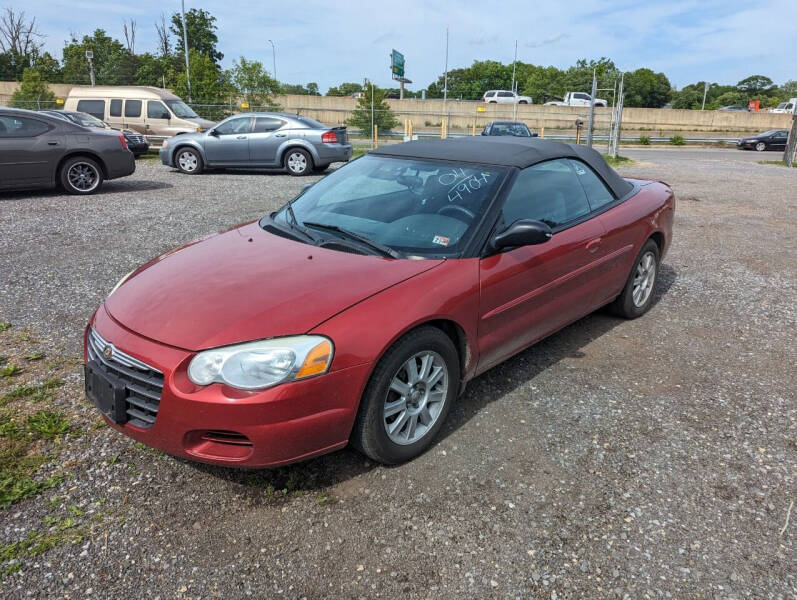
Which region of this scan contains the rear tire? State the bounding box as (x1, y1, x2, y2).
(351, 327, 459, 464)
(610, 239, 660, 319)
(60, 156, 103, 195)
(284, 148, 313, 176)
(175, 147, 203, 174)
(755, 142, 767, 152)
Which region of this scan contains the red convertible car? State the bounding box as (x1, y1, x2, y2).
(84, 137, 674, 467)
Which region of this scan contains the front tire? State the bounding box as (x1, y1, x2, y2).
(351, 327, 460, 464)
(610, 239, 660, 319)
(60, 156, 103, 195)
(175, 147, 203, 174)
(755, 142, 767, 152)
(284, 148, 313, 176)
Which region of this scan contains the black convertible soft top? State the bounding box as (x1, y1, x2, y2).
(371, 136, 634, 198)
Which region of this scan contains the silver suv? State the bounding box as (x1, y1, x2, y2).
(159, 112, 352, 176)
(482, 90, 532, 104)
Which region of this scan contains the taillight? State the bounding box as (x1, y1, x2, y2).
(119, 134, 128, 150)
(321, 131, 337, 144)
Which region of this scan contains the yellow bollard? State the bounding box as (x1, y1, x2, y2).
(441, 118, 447, 139)
(540, 127, 545, 139)
(472, 123, 476, 136)
(576, 128, 581, 145)
(374, 124, 379, 149)
(408, 119, 413, 139)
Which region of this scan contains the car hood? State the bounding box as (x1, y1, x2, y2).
(184, 117, 216, 130)
(104, 222, 444, 351)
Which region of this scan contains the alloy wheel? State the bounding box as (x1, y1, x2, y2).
(755, 142, 766, 152)
(632, 251, 656, 307)
(67, 162, 100, 192)
(383, 351, 449, 445)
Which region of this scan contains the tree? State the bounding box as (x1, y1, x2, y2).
(346, 84, 398, 135)
(61, 30, 136, 85)
(9, 68, 55, 107)
(623, 68, 671, 108)
(427, 60, 511, 99)
(170, 8, 223, 66)
(229, 57, 279, 106)
(780, 80, 797, 97)
(155, 13, 171, 57)
(173, 49, 231, 105)
(281, 82, 321, 96)
(736, 75, 775, 96)
(327, 82, 363, 96)
(522, 65, 567, 102)
(134, 52, 174, 88)
(0, 7, 43, 79)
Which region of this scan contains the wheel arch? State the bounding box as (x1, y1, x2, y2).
(277, 141, 320, 166)
(56, 151, 109, 180)
(170, 141, 206, 165)
(648, 230, 665, 255)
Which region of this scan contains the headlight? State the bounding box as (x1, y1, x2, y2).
(162, 140, 169, 148)
(108, 270, 134, 297)
(187, 336, 333, 390)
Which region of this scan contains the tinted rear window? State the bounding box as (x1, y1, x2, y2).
(125, 100, 142, 118)
(76, 100, 105, 120)
(0, 115, 51, 138)
(109, 99, 122, 117)
(295, 116, 325, 129)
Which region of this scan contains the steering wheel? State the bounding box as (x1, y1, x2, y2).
(437, 204, 476, 222)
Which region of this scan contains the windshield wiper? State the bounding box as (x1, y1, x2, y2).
(302, 222, 402, 259)
(281, 200, 319, 244)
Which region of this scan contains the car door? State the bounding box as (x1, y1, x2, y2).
(0, 115, 64, 189)
(203, 116, 252, 165)
(248, 116, 286, 165)
(566, 158, 640, 305)
(477, 159, 605, 371)
(496, 91, 514, 104)
(107, 99, 124, 130)
(123, 100, 145, 134)
(146, 100, 172, 137)
(770, 131, 788, 150)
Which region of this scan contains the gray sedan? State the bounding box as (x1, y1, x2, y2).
(0, 107, 135, 194)
(159, 112, 352, 176)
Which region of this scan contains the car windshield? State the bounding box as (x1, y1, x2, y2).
(165, 100, 198, 118)
(69, 113, 107, 128)
(757, 130, 780, 136)
(269, 155, 508, 258)
(491, 123, 530, 137)
(775, 103, 787, 109)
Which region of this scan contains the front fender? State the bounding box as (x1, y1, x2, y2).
(167, 139, 207, 165)
(276, 139, 321, 165)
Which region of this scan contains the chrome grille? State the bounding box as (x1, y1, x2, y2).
(87, 328, 163, 429)
(125, 134, 146, 144)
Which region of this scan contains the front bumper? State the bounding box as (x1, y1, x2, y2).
(85, 305, 371, 468)
(159, 146, 172, 166)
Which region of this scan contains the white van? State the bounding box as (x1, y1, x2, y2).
(64, 86, 215, 137)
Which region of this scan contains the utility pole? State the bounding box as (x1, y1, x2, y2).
(268, 39, 277, 82)
(784, 112, 797, 167)
(586, 70, 597, 148)
(85, 50, 95, 86)
(443, 25, 450, 104)
(701, 81, 709, 110)
(511, 38, 518, 120)
(181, 0, 192, 102)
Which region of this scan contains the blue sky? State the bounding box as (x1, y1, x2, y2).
(10, 0, 796, 92)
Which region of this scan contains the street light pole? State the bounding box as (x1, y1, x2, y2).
(85, 50, 95, 86)
(701, 81, 709, 110)
(511, 38, 518, 120)
(443, 25, 449, 105)
(268, 39, 277, 82)
(181, 0, 192, 102)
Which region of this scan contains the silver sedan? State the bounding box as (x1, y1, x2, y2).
(159, 112, 352, 176)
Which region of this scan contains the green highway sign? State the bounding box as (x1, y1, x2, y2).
(391, 49, 405, 79)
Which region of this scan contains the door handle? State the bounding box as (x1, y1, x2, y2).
(236, 135, 248, 139)
(586, 238, 602, 253)
(47, 141, 59, 146)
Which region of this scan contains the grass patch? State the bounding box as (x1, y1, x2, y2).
(1, 515, 83, 562)
(352, 147, 370, 159)
(2, 378, 63, 406)
(669, 135, 686, 146)
(0, 364, 21, 378)
(26, 411, 70, 439)
(0, 322, 11, 332)
(758, 160, 796, 168)
(24, 352, 44, 361)
(603, 154, 635, 167)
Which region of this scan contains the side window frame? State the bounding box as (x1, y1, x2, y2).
(109, 99, 122, 117)
(147, 100, 170, 119)
(215, 116, 253, 135)
(124, 99, 142, 118)
(567, 158, 616, 213)
(76, 99, 106, 120)
(0, 116, 53, 138)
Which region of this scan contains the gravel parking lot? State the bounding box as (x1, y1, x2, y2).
(0, 149, 795, 598)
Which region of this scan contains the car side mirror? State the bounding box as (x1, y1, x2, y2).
(491, 219, 552, 250)
(208, 129, 218, 136)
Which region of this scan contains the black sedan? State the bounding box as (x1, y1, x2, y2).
(0, 107, 135, 194)
(481, 121, 537, 137)
(40, 109, 150, 157)
(736, 129, 789, 152)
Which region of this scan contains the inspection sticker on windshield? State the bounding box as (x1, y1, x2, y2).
(432, 235, 450, 247)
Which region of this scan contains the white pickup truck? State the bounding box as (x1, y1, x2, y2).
(768, 98, 797, 114)
(545, 92, 608, 107)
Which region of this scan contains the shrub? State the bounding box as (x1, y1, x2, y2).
(639, 135, 650, 145)
(669, 135, 685, 146)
